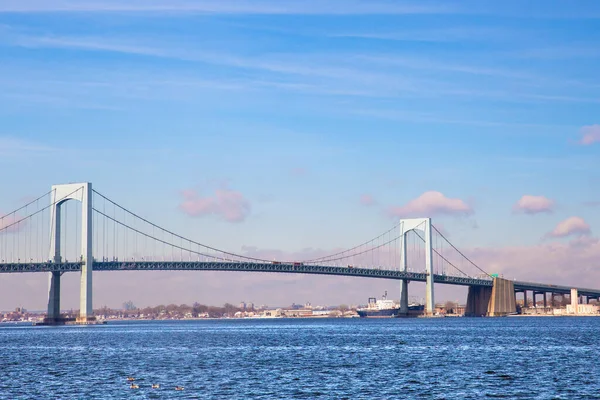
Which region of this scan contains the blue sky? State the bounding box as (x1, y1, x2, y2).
(0, 1, 599, 309)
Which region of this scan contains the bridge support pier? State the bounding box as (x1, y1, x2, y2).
(76, 183, 95, 324)
(465, 278, 516, 317)
(399, 280, 408, 315)
(41, 198, 71, 326)
(40, 183, 98, 326)
(424, 219, 434, 316)
(533, 291, 544, 308)
(44, 271, 62, 324)
(465, 286, 491, 317)
(570, 288, 578, 314)
(399, 231, 409, 316)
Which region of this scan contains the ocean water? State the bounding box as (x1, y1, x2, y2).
(0, 317, 598, 399)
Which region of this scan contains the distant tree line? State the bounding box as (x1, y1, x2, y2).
(93, 302, 355, 318)
(95, 302, 242, 318)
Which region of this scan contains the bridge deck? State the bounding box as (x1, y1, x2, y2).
(0, 261, 598, 297)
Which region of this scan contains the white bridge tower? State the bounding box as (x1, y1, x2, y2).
(399, 218, 434, 316)
(45, 182, 95, 324)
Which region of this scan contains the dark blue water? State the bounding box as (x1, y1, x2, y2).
(0, 317, 598, 399)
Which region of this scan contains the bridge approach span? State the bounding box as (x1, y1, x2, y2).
(0, 261, 490, 286)
(3, 261, 600, 297)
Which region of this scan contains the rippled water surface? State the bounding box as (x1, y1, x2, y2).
(1, 317, 599, 399)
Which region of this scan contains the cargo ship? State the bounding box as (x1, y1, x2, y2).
(356, 292, 424, 318)
(357, 292, 399, 318)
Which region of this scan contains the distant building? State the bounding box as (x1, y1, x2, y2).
(283, 309, 313, 317)
(567, 304, 599, 315)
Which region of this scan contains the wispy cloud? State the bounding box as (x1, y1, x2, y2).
(329, 27, 515, 43)
(356, 54, 536, 81)
(514, 46, 600, 59)
(0, 137, 58, 157)
(0, 0, 452, 15)
(353, 109, 569, 129)
(6, 32, 599, 106)
(15, 35, 166, 58)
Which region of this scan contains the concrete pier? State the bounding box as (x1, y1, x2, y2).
(399, 231, 408, 316)
(46, 271, 61, 321)
(399, 280, 408, 316)
(569, 288, 578, 314)
(465, 277, 516, 317)
(465, 286, 492, 316)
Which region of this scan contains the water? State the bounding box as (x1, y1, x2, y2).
(0, 317, 598, 399)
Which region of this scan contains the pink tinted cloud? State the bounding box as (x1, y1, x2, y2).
(513, 195, 554, 214)
(0, 213, 25, 233)
(243, 236, 600, 289)
(290, 167, 307, 177)
(179, 188, 251, 223)
(359, 194, 376, 206)
(388, 191, 472, 218)
(579, 124, 600, 145)
(547, 216, 591, 238)
(8, 237, 600, 311)
(466, 238, 600, 285)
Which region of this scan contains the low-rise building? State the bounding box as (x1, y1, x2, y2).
(566, 304, 599, 315)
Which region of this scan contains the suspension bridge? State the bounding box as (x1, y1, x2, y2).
(0, 182, 598, 324)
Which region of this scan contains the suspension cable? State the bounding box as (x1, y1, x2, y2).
(411, 229, 470, 278)
(92, 190, 275, 263)
(92, 208, 240, 263)
(432, 225, 490, 276)
(0, 187, 82, 235)
(0, 190, 52, 220)
(308, 235, 400, 264)
(302, 220, 402, 263)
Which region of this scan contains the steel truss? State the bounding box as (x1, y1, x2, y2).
(1, 261, 599, 296)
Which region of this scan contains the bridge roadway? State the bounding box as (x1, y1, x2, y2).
(1, 261, 599, 297)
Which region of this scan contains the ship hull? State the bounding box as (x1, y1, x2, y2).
(356, 309, 400, 318)
(356, 304, 424, 318)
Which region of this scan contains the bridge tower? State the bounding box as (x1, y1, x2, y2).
(399, 218, 434, 316)
(45, 182, 95, 324)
